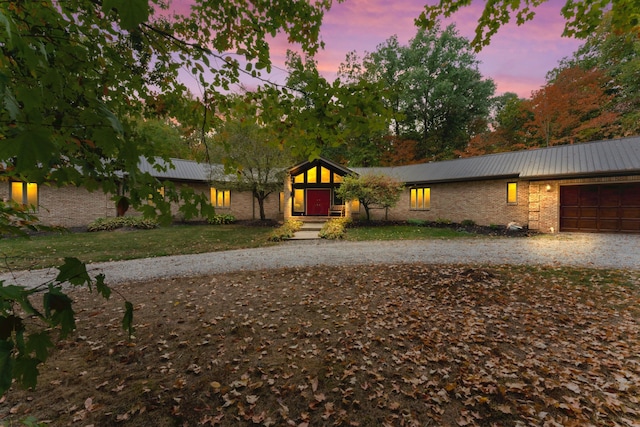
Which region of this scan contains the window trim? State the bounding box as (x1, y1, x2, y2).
(410, 187, 430, 210)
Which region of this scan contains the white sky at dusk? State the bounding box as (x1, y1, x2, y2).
(165, 0, 583, 99)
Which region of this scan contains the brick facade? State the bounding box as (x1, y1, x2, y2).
(1, 180, 283, 228)
(360, 179, 530, 226)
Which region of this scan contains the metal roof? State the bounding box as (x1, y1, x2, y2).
(138, 157, 215, 182)
(137, 137, 640, 184)
(352, 136, 640, 184)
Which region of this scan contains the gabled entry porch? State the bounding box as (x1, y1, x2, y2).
(284, 157, 357, 220)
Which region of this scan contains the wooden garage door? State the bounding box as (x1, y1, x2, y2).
(560, 184, 640, 233)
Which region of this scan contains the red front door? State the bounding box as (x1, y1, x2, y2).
(306, 189, 331, 216)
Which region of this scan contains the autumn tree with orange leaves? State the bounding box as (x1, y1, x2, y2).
(523, 66, 619, 147)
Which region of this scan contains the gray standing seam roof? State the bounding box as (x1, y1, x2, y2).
(136, 137, 640, 185)
(352, 136, 640, 184)
(138, 157, 214, 182)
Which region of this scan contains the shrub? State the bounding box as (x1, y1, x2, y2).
(461, 219, 476, 226)
(87, 216, 159, 232)
(319, 217, 351, 239)
(268, 219, 303, 241)
(207, 213, 236, 225)
(406, 219, 427, 226)
(435, 218, 452, 225)
(489, 224, 502, 230)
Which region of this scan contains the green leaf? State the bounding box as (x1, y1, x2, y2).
(0, 339, 14, 395)
(26, 332, 54, 362)
(0, 315, 23, 340)
(122, 301, 134, 336)
(95, 274, 111, 299)
(0, 284, 38, 317)
(43, 288, 75, 338)
(55, 257, 91, 287)
(102, 0, 150, 31)
(14, 356, 41, 390)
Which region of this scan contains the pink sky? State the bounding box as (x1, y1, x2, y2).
(167, 0, 583, 99)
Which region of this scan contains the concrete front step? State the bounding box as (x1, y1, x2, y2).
(290, 219, 326, 239)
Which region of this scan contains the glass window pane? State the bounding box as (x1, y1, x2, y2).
(217, 191, 224, 207)
(26, 183, 38, 206)
(279, 192, 284, 212)
(351, 199, 360, 212)
(210, 188, 216, 205)
(417, 189, 423, 209)
(11, 182, 23, 204)
(333, 173, 343, 183)
(307, 167, 317, 184)
(224, 190, 230, 207)
(424, 188, 431, 209)
(294, 189, 304, 212)
(507, 183, 517, 204)
(320, 166, 331, 183)
(410, 188, 416, 209)
(294, 173, 304, 184)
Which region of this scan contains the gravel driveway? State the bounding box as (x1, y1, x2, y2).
(1, 234, 638, 289)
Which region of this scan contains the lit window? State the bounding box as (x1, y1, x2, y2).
(279, 192, 284, 213)
(320, 166, 331, 183)
(410, 187, 430, 210)
(148, 186, 165, 205)
(293, 189, 304, 213)
(294, 173, 304, 184)
(10, 182, 38, 208)
(307, 167, 317, 184)
(210, 188, 230, 208)
(507, 182, 517, 204)
(333, 173, 343, 183)
(350, 199, 360, 212)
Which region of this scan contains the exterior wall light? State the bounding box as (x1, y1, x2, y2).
(545, 184, 552, 192)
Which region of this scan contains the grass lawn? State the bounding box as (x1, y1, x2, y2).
(2, 264, 638, 426)
(0, 224, 276, 272)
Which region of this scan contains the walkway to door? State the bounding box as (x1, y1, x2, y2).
(290, 218, 326, 240)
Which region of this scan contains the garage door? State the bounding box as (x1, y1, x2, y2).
(560, 184, 640, 233)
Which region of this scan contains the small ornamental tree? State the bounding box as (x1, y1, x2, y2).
(336, 174, 404, 221)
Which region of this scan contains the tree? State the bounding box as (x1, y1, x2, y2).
(459, 93, 533, 157)
(402, 25, 495, 159)
(211, 95, 294, 221)
(0, 0, 332, 394)
(524, 66, 619, 146)
(282, 52, 392, 164)
(335, 174, 404, 221)
(550, 15, 640, 136)
(417, 0, 640, 51)
(339, 25, 495, 162)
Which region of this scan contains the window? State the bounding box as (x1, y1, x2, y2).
(10, 182, 38, 208)
(320, 166, 331, 183)
(410, 187, 430, 210)
(210, 188, 230, 208)
(293, 189, 304, 213)
(306, 167, 317, 184)
(507, 182, 518, 204)
(333, 173, 343, 184)
(148, 186, 165, 205)
(294, 173, 304, 184)
(279, 192, 284, 213)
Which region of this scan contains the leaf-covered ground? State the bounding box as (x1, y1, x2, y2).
(2, 264, 639, 426)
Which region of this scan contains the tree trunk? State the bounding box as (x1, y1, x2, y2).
(255, 190, 267, 220)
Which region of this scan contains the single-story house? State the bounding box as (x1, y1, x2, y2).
(2, 136, 640, 233)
